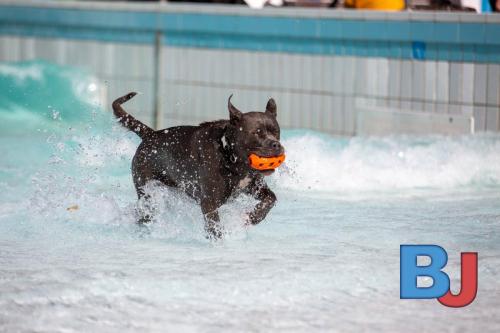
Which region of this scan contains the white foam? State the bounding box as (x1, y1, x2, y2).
(60, 69, 102, 107)
(0, 63, 42, 82)
(273, 132, 500, 192)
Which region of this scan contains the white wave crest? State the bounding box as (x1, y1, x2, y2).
(274, 132, 500, 192)
(0, 63, 42, 82)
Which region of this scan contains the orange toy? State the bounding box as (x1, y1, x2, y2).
(248, 153, 286, 171)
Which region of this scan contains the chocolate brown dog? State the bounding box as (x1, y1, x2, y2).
(112, 92, 284, 239)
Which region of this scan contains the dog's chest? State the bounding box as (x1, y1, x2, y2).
(238, 176, 252, 189)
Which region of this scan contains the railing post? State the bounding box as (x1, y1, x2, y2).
(152, 30, 162, 130)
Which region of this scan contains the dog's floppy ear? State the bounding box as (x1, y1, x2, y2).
(228, 94, 242, 124)
(265, 98, 277, 118)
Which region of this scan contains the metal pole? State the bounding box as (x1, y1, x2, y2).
(153, 31, 162, 130)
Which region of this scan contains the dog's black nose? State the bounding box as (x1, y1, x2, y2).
(270, 140, 281, 150)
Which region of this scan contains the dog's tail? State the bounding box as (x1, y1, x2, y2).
(112, 92, 154, 139)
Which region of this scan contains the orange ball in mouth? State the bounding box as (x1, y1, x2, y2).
(248, 153, 286, 171)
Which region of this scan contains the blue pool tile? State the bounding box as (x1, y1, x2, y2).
(362, 21, 386, 41)
(388, 42, 403, 58)
(401, 42, 413, 59)
(433, 22, 459, 43)
(160, 13, 181, 31)
(437, 44, 451, 61)
(385, 21, 411, 41)
(462, 45, 476, 62)
(343, 40, 355, 55)
(410, 22, 434, 42)
(426, 43, 439, 60)
(319, 19, 343, 39)
(341, 20, 364, 40)
(448, 44, 463, 62)
(485, 24, 500, 45)
(294, 18, 318, 38)
(375, 41, 391, 58)
(487, 45, 500, 62)
(459, 23, 485, 44)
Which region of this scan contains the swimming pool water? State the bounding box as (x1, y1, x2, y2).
(1, 61, 499, 332)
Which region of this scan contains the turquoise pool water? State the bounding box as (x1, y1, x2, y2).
(1, 61, 500, 332)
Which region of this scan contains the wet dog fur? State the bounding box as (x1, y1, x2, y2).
(112, 93, 284, 239)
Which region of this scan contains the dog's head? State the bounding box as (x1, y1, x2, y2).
(226, 95, 284, 175)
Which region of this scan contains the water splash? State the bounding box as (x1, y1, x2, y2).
(274, 131, 500, 193)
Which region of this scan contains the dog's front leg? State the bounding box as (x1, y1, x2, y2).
(201, 199, 223, 240)
(247, 182, 277, 225)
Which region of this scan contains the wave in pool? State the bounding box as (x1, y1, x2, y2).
(275, 131, 500, 192)
(0, 60, 106, 134)
(0, 60, 499, 240)
(2, 61, 500, 195)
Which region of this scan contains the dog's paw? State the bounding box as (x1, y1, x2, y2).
(204, 222, 224, 242)
(241, 212, 252, 226)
